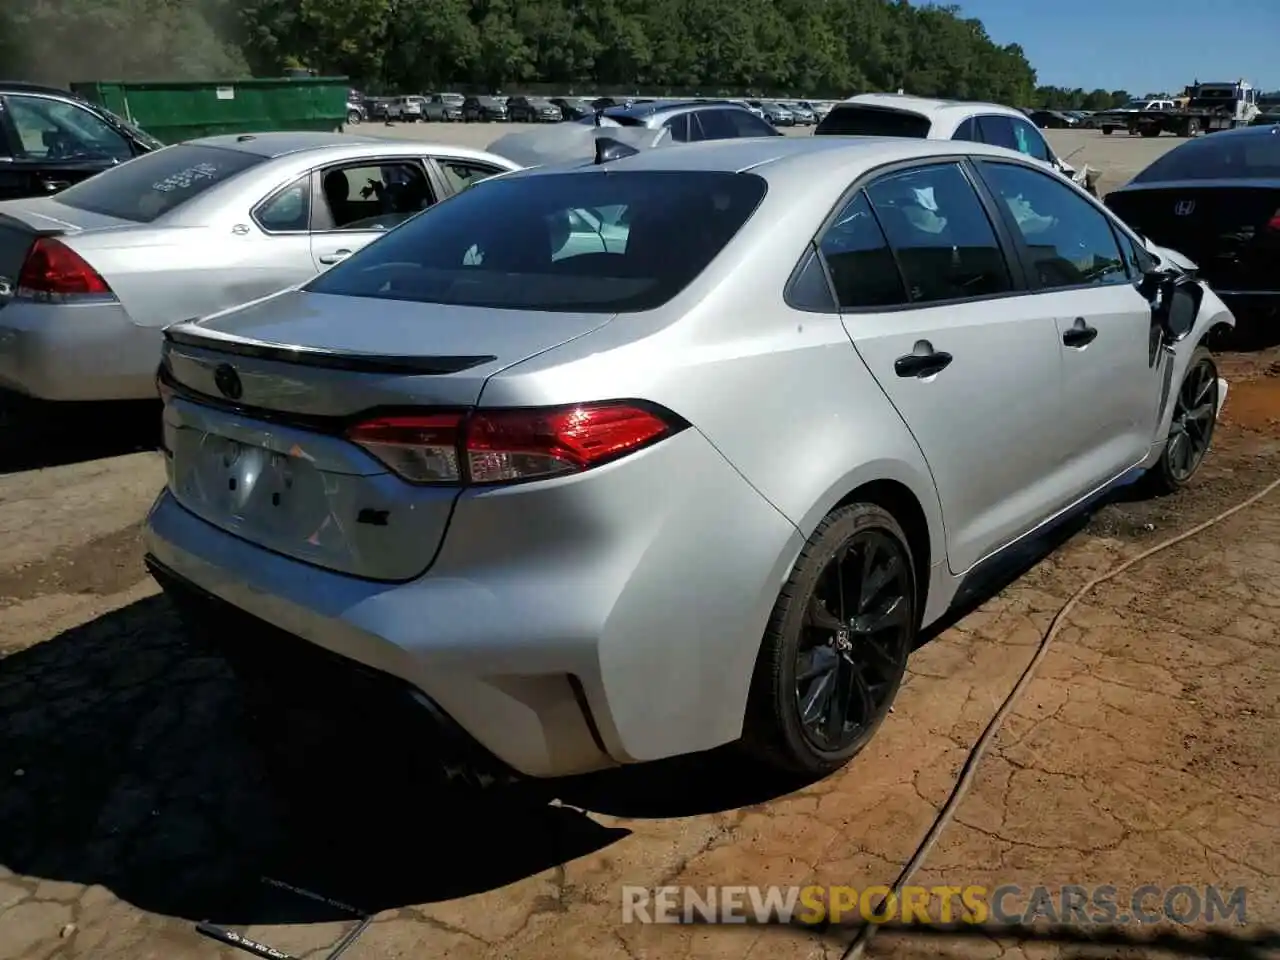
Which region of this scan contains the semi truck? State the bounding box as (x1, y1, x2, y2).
(1127, 80, 1261, 137)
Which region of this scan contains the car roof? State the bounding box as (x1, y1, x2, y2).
(508, 134, 1028, 183)
(836, 92, 1026, 122)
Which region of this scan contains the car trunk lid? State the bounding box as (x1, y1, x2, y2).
(160, 289, 615, 580)
(1105, 182, 1280, 291)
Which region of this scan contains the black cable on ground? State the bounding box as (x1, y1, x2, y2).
(841, 474, 1280, 960)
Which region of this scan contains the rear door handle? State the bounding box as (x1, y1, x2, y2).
(894, 350, 953, 379)
(318, 249, 352, 264)
(1062, 319, 1098, 348)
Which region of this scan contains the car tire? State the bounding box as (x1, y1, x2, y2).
(1139, 346, 1219, 497)
(1102, 126, 1113, 135)
(742, 502, 917, 777)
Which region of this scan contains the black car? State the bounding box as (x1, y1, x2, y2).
(0, 82, 160, 201)
(550, 97, 595, 121)
(1105, 125, 1280, 337)
(1028, 109, 1077, 129)
(462, 96, 508, 122)
(364, 97, 393, 121)
(506, 96, 562, 123)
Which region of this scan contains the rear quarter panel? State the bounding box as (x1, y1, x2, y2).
(72, 226, 315, 328)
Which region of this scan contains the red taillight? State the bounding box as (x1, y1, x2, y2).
(1267, 208, 1280, 232)
(16, 237, 112, 298)
(345, 403, 681, 485)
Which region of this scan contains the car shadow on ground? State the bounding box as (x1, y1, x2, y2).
(0, 399, 161, 474)
(0, 594, 628, 926)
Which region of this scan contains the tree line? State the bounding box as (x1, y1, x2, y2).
(3, 0, 1136, 108)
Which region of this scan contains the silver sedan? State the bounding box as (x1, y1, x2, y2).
(0, 132, 519, 403)
(146, 136, 1232, 783)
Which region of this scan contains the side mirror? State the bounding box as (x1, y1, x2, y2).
(1143, 271, 1201, 343)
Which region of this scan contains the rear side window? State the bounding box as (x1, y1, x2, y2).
(815, 106, 932, 138)
(817, 192, 907, 308)
(306, 170, 768, 313)
(53, 144, 263, 223)
(976, 116, 1019, 151)
(952, 117, 979, 141)
(696, 109, 781, 139)
(865, 163, 1012, 304)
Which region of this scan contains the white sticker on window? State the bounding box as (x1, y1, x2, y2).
(152, 163, 220, 193)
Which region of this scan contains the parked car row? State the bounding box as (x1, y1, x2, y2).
(362, 91, 838, 126)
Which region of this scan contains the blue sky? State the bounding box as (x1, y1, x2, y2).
(953, 0, 1279, 95)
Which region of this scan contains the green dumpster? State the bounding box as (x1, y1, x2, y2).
(70, 77, 350, 144)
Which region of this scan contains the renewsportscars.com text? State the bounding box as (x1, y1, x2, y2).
(621, 884, 1248, 926)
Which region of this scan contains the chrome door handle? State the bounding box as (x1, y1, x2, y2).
(318, 249, 352, 264)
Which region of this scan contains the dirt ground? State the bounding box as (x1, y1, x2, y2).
(1, 127, 1278, 960)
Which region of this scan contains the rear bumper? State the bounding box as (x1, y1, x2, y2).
(143, 423, 801, 778)
(146, 554, 518, 786)
(0, 300, 159, 401)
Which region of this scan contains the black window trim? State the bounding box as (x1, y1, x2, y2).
(250, 171, 315, 235)
(308, 156, 437, 233)
(971, 157, 1143, 296)
(786, 155, 1031, 315)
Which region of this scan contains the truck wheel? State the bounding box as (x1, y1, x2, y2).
(1102, 126, 1113, 135)
(346, 109, 361, 125)
(1140, 126, 1160, 137)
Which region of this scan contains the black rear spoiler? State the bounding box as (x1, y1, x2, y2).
(163, 323, 496, 376)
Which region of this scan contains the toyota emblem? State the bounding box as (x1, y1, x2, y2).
(1174, 200, 1196, 216)
(213, 363, 243, 400)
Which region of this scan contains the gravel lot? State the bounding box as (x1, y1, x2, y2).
(1, 124, 1278, 960)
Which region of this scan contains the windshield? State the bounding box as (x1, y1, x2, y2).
(53, 143, 264, 222)
(815, 106, 932, 138)
(1122, 100, 1148, 109)
(1131, 133, 1280, 182)
(305, 170, 768, 313)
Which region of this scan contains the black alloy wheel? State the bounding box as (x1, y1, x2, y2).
(1165, 351, 1218, 483)
(745, 503, 916, 775)
(1141, 346, 1219, 495)
(795, 528, 913, 751)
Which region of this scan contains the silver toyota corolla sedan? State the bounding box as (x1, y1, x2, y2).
(144, 135, 1232, 784)
(0, 132, 519, 404)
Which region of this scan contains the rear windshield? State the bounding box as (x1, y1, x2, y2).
(1131, 133, 1280, 182)
(306, 170, 768, 313)
(815, 105, 933, 138)
(54, 143, 263, 222)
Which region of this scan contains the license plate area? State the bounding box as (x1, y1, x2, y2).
(175, 430, 332, 541)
